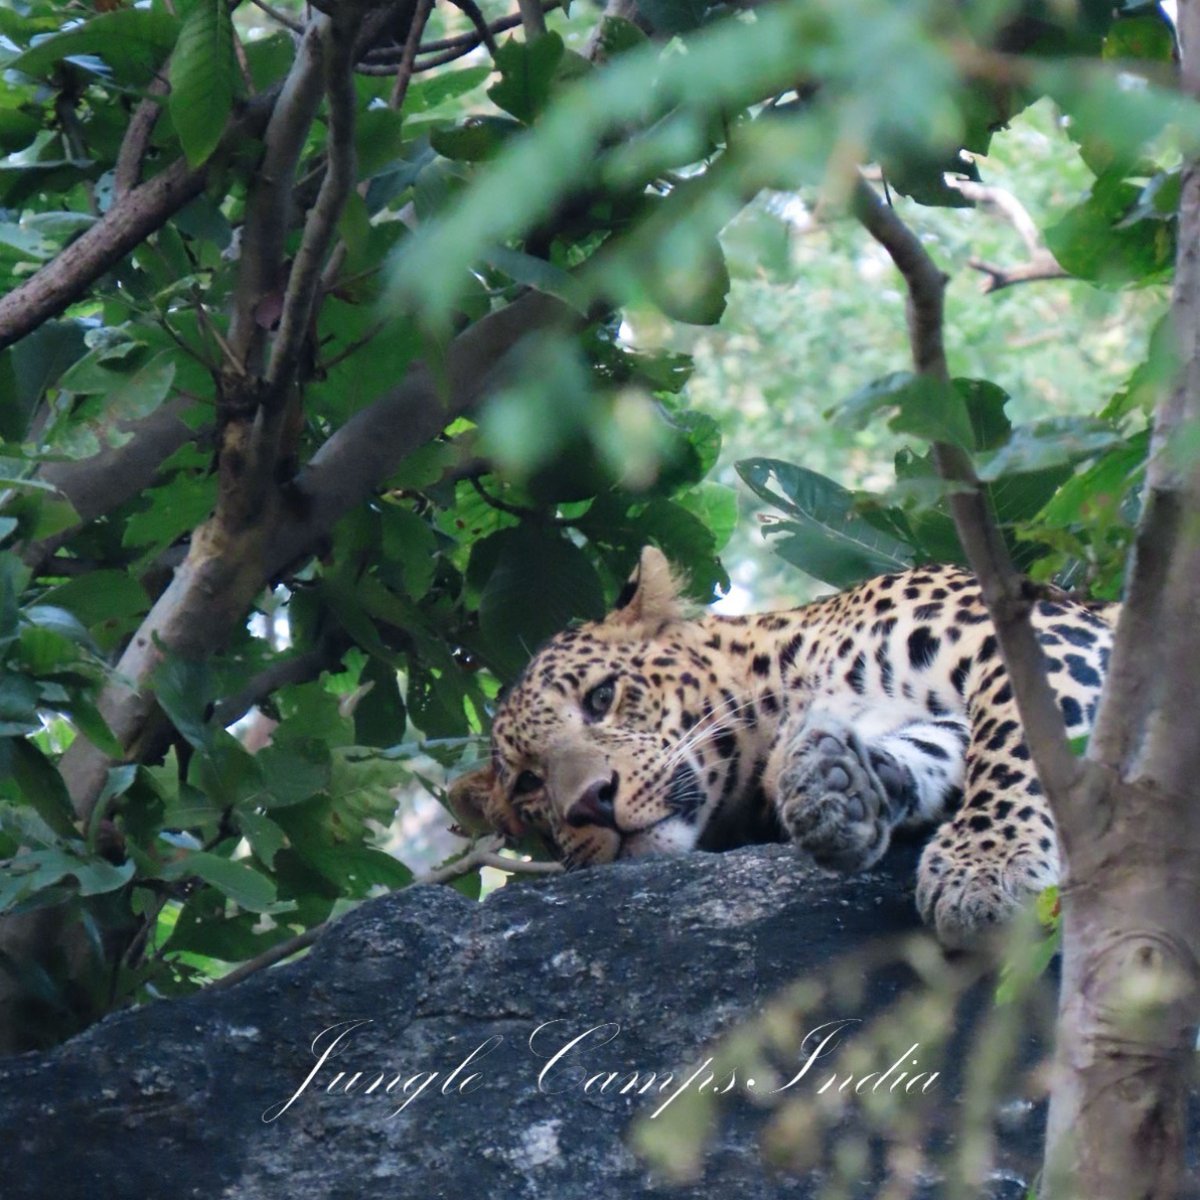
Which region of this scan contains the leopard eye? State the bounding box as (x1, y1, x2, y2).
(513, 770, 543, 796)
(582, 679, 616, 721)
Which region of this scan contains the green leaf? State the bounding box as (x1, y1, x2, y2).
(1044, 177, 1175, 286)
(39, 571, 150, 633)
(152, 656, 214, 751)
(477, 526, 606, 678)
(405, 66, 492, 112)
(162, 851, 277, 913)
(9, 9, 179, 83)
(354, 658, 406, 750)
(0, 738, 76, 839)
(170, 0, 237, 167)
(72, 857, 136, 897)
(488, 33, 566, 124)
(737, 458, 916, 588)
(122, 471, 217, 559)
(676, 483, 738, 552)
(643, 235, 730, 326)
(0, 670, 40, 735)
(975, 419, 1123, 481)
(64, 699, 124, 759)
(636, 0, 713, 34)
(256, 738, 332, 808)
(431, 116, 524, 162)
(1103, 14, 1176, 65)
(481, 246, 589, 312)
(236, 809, 286, 869)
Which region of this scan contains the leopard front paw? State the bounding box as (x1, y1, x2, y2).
(777, 726, 899, 873)
(916, 842, 1056, 949)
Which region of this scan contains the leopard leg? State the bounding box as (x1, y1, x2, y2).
(767, 706, 967, 873)
(914, 617, 1107, 947)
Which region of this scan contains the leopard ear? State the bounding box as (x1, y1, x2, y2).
(606, 545, 684, 630)
(447, 764, 525, 838)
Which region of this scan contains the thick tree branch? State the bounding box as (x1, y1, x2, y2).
(851, 177, 1079, 805)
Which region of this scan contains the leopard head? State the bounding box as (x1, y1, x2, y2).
(449, 545, 722, 867)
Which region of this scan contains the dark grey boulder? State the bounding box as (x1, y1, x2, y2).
(0, 844, 1048, 1199)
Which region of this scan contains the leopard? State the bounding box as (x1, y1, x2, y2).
(450, 544, 1116, 947)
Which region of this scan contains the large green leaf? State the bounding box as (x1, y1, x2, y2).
(737, 458, 915, 588)
(9, 9, 179, 83)
(0, 738, 76, 838)
(162, 851, 278, 913)
(170, 0, 237, 167)
(487, 33, 566, 124)
(477, 526, 606, 678)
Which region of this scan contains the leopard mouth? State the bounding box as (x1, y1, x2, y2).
(559, 763, 704, 866)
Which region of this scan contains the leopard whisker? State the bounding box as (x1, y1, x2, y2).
(664, 693, 759, 770)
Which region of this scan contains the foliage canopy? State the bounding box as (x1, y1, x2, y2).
(0, 0, 1188, 1047)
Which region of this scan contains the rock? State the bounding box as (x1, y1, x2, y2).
(0, 844, 1049, 1198)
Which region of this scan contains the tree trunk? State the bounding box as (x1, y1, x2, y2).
(1041, 5, 1200, 1192)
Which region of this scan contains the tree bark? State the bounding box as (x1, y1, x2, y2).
(1039, 6, 1200, 1185)
(854, 19, 1200, 1178)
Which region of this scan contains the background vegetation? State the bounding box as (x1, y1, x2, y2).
(0, 0, 1185, 1106)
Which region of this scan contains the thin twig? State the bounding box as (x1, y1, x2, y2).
(967, 251, 1070, 294)
(389, 0, 434, 109)
(115, 76, 170, 198)
(851, 175, 1079, 804)
(947, 179, 1070, 294)
(206, 837, 561, 991)
(445, 0, 499, 56)
(249, 0, 305, 33)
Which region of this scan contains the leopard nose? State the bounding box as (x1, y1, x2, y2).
(565, 773, 619, 829)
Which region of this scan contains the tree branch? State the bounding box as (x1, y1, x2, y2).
(206, 837, 562, 991)
(227, 17, 329, 367)
(270, 290, 573, 574)
(966, 251, 1069, 293)
(265, 13, 360, 387)
(943, 179, 1070, 294)
(24, 397, 201, 570)
(114, 76, 170, 198)
(517, 0, 548, 40)
(851, 176, 1079, 805)
(210, 637, 350, 729)
(387, 0, 434, 112)
(0, 90, 282, 355)
(57, 291, 575, 822)
(0, 164, 202, 355)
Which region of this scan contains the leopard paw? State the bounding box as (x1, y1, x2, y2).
(916, 842, 1056, 949)
(776, 723, 901, 873)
